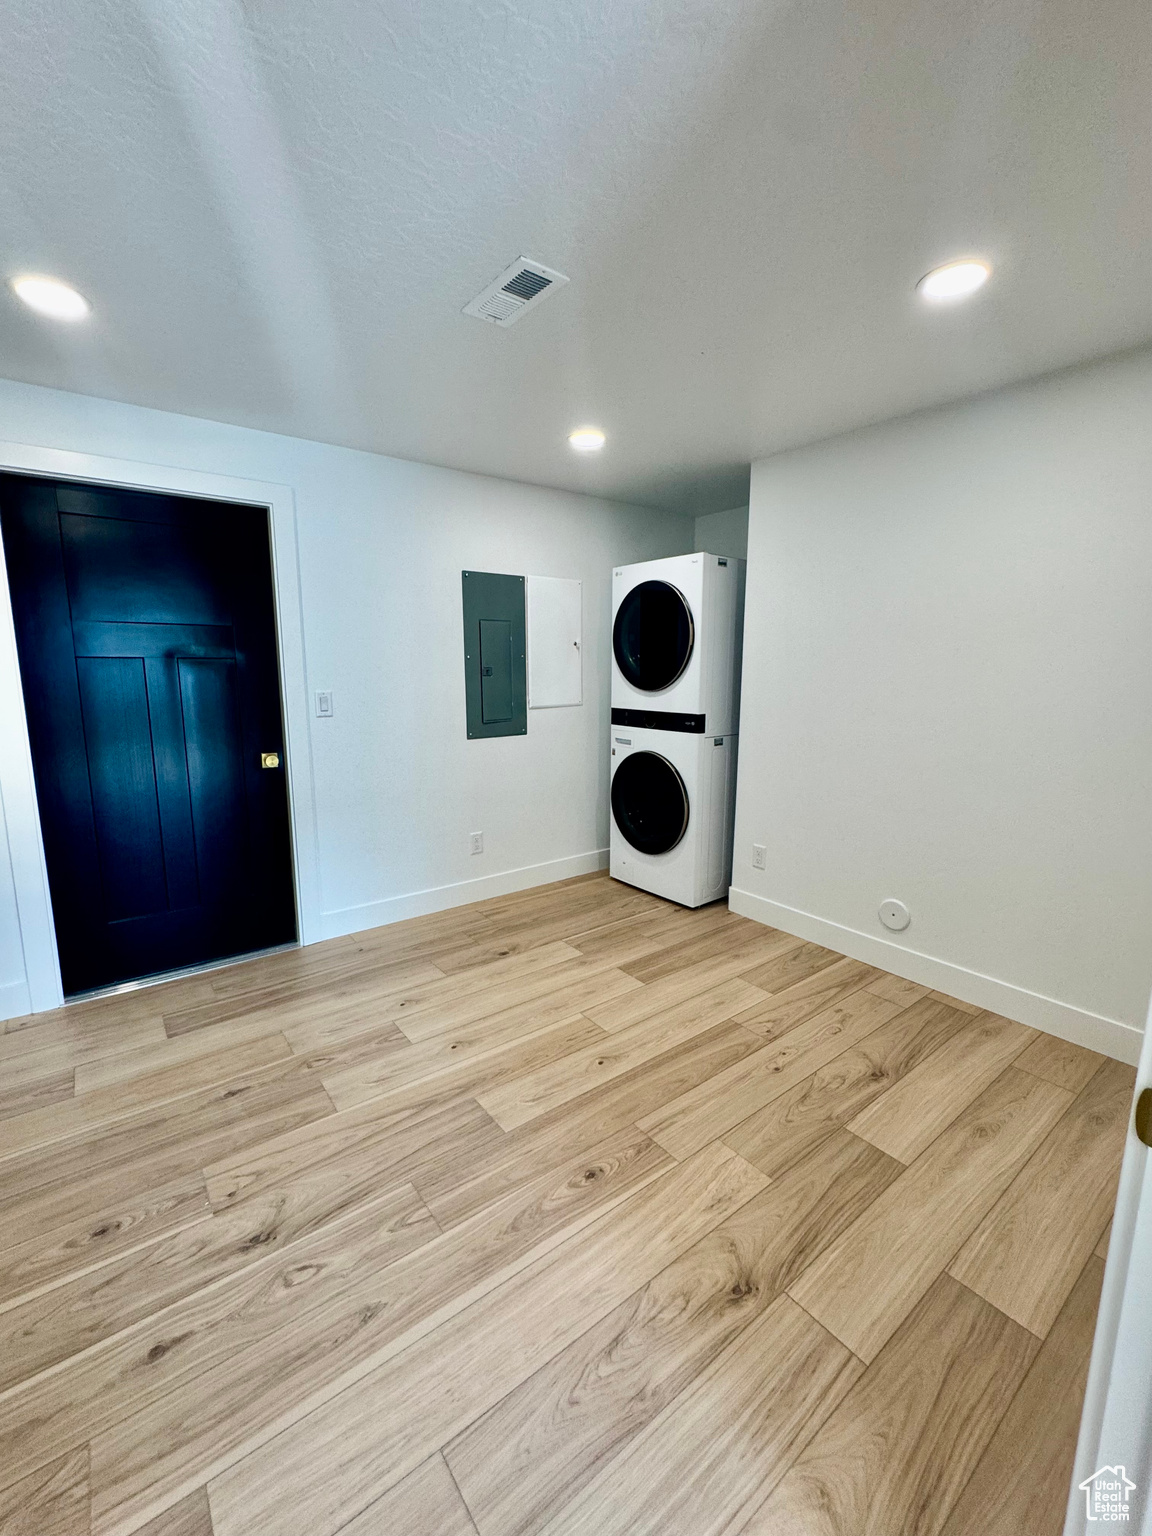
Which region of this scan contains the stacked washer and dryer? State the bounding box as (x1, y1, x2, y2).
(609, 552, 744, 907)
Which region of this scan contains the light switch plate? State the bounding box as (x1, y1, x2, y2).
(315, 691, 333, 718)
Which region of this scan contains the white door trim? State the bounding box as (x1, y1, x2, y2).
(1065, 985, 1152, 1533)
(0, 440, 320, 1014)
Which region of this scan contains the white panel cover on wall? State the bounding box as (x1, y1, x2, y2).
(526, 576, 582, 708)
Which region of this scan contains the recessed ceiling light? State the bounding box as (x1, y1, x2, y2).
(10, 274, 91, 321)
(917, 259, 991, 303)
(568, 427, 606, 452)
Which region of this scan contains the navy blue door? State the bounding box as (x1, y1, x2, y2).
(0, 475, 297, 994)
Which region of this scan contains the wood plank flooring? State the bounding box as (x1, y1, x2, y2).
(0, 871, 1132, 1536)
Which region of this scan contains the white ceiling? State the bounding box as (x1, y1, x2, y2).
(0, 0, 1148, 513)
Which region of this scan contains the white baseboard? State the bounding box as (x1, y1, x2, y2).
(318, 849, 611, 943)
(0, 977, 33, 1026)
(728, 886, 1143, 1066)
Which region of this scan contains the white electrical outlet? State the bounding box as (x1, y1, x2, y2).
(470, 832, 484, 856)
(751, 844, 766, 870)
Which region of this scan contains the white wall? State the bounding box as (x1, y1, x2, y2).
(0, 789, 26, 1020)
(731, 349, 1152, 1062)
(695, 504, 748, 561)
(0, 379, 691, 1020)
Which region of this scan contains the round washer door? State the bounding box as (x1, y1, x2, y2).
(611, 751, 690, 855)
(612, 580, 694, 692)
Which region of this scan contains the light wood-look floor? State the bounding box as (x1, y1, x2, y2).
(0, 872, 1132, 1536)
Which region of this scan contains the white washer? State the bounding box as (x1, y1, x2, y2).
(611, 552, 743, 735)
(609, 727, 737, 907)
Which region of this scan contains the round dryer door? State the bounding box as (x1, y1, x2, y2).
(611, 751, 690, 855)
(612, 580, 694, 692)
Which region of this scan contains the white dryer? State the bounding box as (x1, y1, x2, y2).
(611, 552, 743, 735)
(609, 727, 737, 907)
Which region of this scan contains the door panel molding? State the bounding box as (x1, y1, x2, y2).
(0, 440, 319, 1015)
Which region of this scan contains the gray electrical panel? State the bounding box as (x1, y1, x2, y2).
(462, 571, 527, 738)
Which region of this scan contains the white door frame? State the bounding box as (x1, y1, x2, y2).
(0, 439, 320, 1014)
(1066, 985, 1152, 1533)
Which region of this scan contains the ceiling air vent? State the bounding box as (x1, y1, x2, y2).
(463, 257, 569, 327)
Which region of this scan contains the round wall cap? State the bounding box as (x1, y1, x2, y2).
(879, 899, 911, 932)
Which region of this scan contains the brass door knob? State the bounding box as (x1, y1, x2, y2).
(260, 752, 281, 769)
(1135, 1088, 1152, 1148)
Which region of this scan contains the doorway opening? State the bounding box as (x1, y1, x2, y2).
(0, 472, 298, 996)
